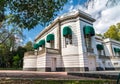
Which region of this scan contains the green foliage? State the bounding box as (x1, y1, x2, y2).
(24, 41, 33, 51)
(104, 23, 120, 41)
(0, 44, 26, 68)
(96, 33, 104, 38)
(13, 54, 20, 68)
(0, 26, 24, 45)
(16, 46, 26, 67)
(0, 0, 67, 30)
(117, 23, 120, 29)
(0, 43, 12, 68)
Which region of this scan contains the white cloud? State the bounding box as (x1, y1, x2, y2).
(72, 0, 120, 34)
(69, 5, 74, 11)
(94, 5, 120, 33)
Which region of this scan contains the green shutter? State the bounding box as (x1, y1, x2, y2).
(63, 26, 72, 36)
(114, 48, 120, 53)
(46, 34, 54, 42)
(118, 49, 120, 52)
(84, 26, 95, 36)
(33, 44, 39, 49)
(96, 44, 104, 50)
(38, 40, 45, 47)
(114, 48, 117, 53)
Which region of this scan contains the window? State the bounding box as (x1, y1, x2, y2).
(114, 62, 118, 66)
(46, 34, 55, 48)
(50, 40, 54, 48)
(83, 25, 95, 52)
(85, 35, 91, 48)
(114, 48, 120, 56)
(63, 26, 72, 47)
(38, 39, 45, 49)
(96, 44, 104, 56)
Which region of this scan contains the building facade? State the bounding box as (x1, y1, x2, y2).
(23, 10, 120, 72)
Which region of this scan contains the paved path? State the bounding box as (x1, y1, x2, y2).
(68, 71, 120, 80)
(0, 70, 100, 80)
(70, 71, 120, 75)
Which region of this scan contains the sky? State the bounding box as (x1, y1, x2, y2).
(23, 0, 120, 45)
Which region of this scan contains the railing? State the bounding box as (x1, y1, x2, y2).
(38, 48, 46, 55)
(37, 48, 59, 55)
(110, 56, 120, 59)
(24, 51, 34, 56)
(86, 48, 96, 56)
(98, 55, 111, 59)
(87, 48, 94, 53)
(46, 48, 59, 54)
(24, 48, 60, 56)
(98, 55, 120, 59)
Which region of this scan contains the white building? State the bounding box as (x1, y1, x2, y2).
(23, 10, 120, 72)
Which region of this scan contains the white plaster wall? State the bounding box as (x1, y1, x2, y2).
(37, 54, 46, 68)
(62, 45, 78, 56)
(36, 25, 58, 49)
(105, 60, 120, 68)
(104, 43, 112, 56)
(61, 21, 78, 49)
(60, 19, 80, 67)
(46, 54, 62, 67)
(62, 55, 80, 67)
(79, 19, 95, 67)
(23, 56, 37, 68)
(97, 59, 105, 69)
(92, 36, 98, 55)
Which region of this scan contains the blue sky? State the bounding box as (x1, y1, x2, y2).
(23, 0, 87, 44)
(23, 0, 120, 45)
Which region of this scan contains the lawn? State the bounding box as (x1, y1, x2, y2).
(0, 79, 117, 84)
(0, 68, 22, 70)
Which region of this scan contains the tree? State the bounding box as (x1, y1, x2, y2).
(96, 33, 103, 37)
(13, 54, 20, 68)
(16, 46, 26, 67)
(0, 44, 9, 67)
(0, 26, 24, 68)
(104, 23, 120, 41)
(117, 23, 120, 29)
(0, 0, 68, 30)
(24, 41, 33, 51)
(1, 0, 119, 30)
(0, 26, 24, 45)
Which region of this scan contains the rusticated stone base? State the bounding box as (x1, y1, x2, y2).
(96, 67, 104, 71)
(105, 67, 120, 70)
(23, 67, 89, 72)
(23, 68, 37, 71)
(56, 67, 89, 72)
(37, 67, 51, 72)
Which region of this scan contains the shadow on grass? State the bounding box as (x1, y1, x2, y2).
(0, 79, 117, 84)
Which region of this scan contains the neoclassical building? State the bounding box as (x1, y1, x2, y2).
(23, 10, 120, 72)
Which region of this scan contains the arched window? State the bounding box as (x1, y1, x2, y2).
(63, 26, 72, 47)
(38, 39, 45, 49)
(96, 44, 104, 56)
(114, 48, 120, 56)
(46, 34, 55, 48)
(83, 26, 95, 51)
(33, 43, 39, 49)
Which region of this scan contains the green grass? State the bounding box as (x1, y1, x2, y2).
(0, 79, 117, 84)
(0, 68, 22, 70)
